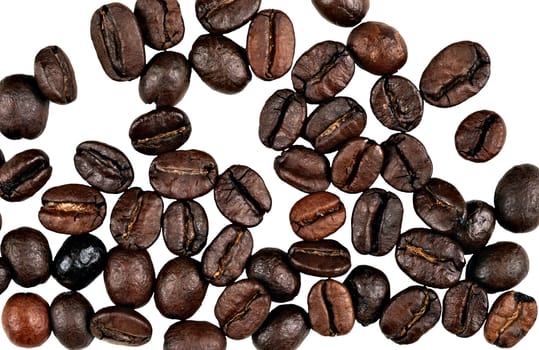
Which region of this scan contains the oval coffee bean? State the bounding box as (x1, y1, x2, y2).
(454, 200, 496, 254)
(0, 257, 11, 294)
(308, 278, 354, 336)
(134, 0, 184, 50)
(195, 0, 261, 34)
(252, 304, 310, 350)
(442, 280, 488, 337)
(311, 0, 370, 27)
(162, 200, 208, 257)
(164, 320, 226, 350)
(288, 239, 351, 277)
(50, 291, 94, 350)
(90, 306, 152, 346)
(34, 45, 77, 104)
(455, 110, 506, 162)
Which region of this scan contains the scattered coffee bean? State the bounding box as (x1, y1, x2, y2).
(311, 0, 370, 27)
(162, 199, 208, 257)
(454, 200, 495, 254)
(252, 304, 310, 350)
(308, 278, 354, 336)
(442, 280, 488, 338)
(34, 45, 77, 104)
(90, 306, 152, 346)
(50, 291, 94, 350)
(134, 0, 184, 50)
(195, 0, 261, 34)
(0, 257, 11, 295)
(288, 239, 351, 277)
(164, 320, 226, 350)
(455, 110, 506, 162)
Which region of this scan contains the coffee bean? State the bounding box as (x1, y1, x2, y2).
(252, 304, 310, 350)
(455, 110, 506, 162)
(0, 257, 11, 295)
(311, 0, 369, 27)
(90, 306, 152, 346)
(162, 200, 208, 257)
(195, 0, 261, 34)
(50, 291, 94, 350)
(454, 200, 495, 254)
(288, 239, 351, 277)
(442, 280, 488, 337)
(134, 0, 184, 50)
(34, 45, 77, 104)
(420, 41, 490, 107)
(164, 320, 226, 350)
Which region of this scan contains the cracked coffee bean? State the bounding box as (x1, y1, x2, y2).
(134, 0, 184, 50)
(34, 45, 77, 104)
(442, 280, 488, 338)
(90, 306, 152, 346)
(288, 239, 351, 277)
(455, 110, 506, 162)
(162, 200, 208, 257)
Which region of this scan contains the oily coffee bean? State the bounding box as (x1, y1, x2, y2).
(442, 280, 488, 337)
(247, 9, 295, 81)
(303, 96, 367, 154)
(274, 145, 330, 193)
(90, 3, 145, 81)
(0, 74, 49, 140)
(90, 306, 152, 346)
(110, 187, 163, 250)
(344, 265, 390, 326)
(466, 241, 529, 293)
(0, 148, 52, 202)
(307, 278, 354, 336)
(379, 285, 441, 344)
(420, 41, 490, 107)
(2, 293, 51, 348)
(134, 0, 184, 50)
(213, 164, 272, 227)
(1, 226, 51, 288)
(494, 163, 539, 233)
(396, 228, 465, 288)
(34, 45, 77, 104)
(195, 0, 261, 34)
(0, 257, 11, 294)
(351, 188, 403, 256)
(288, 239, 351, 277)
(39, 183, 107, 234)
(484, 291, 537, 348)
(455, 110, 506, 162)
(381, 132, 433, 192)
(162, 199, 208, 257)
(201, 225, 253, 286)
(149, 149, 218, 199)
(252, 304, 310, 350)
(291, 40, 355, 103)
(370, 75, 423, 132)
(50, 291, 95, 350)
(189, 34, 252, 94)
(289, 191, 346, 241)
(311, 0, 370, 27)
(74, 140, 134, 193)
(454, 200, 495, 254)
(52, 233, 107, 291)
(347, 21, 407, 75)
(214, 278, 271, 340)
(164, 320, 227, 350)
(259, 89, 307, 150)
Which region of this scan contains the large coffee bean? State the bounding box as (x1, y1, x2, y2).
(162, 200, 208, 257)
(252, 304, 310, 350)
(442, 281, 488, 338)
(34, 45, 77, 104)
(164, 320, 226, 350)
(288, 239, 351, 277)
(90, 306, 152, 346)
(308, 278, 354, 336)
(455, 110, 506, 162)
(50, 291, 94, 350)
(195, 0, 261, 34)
(311, 0, 369, 27)
(134, 0, 184, 50)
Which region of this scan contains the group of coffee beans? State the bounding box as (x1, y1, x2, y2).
(0, 0, 538, 349)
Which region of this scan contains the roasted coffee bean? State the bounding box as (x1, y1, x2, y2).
(455, 110, 506, 162)
(1, 227, 51, 288)
(0, 257, 11, 294)
(0, 148, 52, 202)
(303, 96, 367, 154)
(442, 280, 488, 337)
(494, 163, 539, 233)
(195, 0, 261, 34)
(351, 188, 403, 256)
(110, 187, 163, 250)
(247, 9, 295, 81)
(155, 257, 208, 319)
(214, 278, 271, 340)
(134, 0, 184, 50)
(52, 233, 107, 291)
(139, 51, 191, 106)
(90, 306, 152, 346)
(308, 278, 354, 336)
(34, 45, 77, 104)
(214, 165, 272, 227)
(2, 293, 51, 348)
(164, 320, 227, 350)
(189, 34, 252, 94)
(259, 89, 307, 150)
(347, 21, 407, 75)
(420, 41, 490, 107)
(0, 74, 49, 140)
(379, 285, 441, 344)
(274, 145, 330, 193)
(289, 191, 346, 241)
(396, 228, 465, 288)
(39, 183, 107, 234)
(74, 140, 133, 193)
(202, 225, 253, 286)
(344, 265, 390, 326)
(246, 248, 301, 302)
(381, 133, 433, 192)
(149, 149, 218, 199)
(454, 200, 495, 254)
(484, 291, 537, 348)
(370, 75, 423, 132)
(466, 241, 529, 293)
(252, 304, 310, 350)
(90, 3, 145, 81)
(291, 40, 355, 103)
(162, 200, 208, 257)
(288, 239, 351, 277)
(50, 291, 94, 350)
(311, 0, 369, 27)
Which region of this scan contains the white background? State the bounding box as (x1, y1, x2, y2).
(0, 0, 538, 349)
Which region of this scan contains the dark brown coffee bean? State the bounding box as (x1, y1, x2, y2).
(90, 306, 152, 346)
(292, 40, 355, 103)
(351, 188, 403, 256)
(0, 148, 52, 202)
(420, 41, 490, 107)
(214, 278, 271, 340)
(308, 278, 354, 336)
(195, 0, 261, 34)
(134, 0, 184, 50)
(50, 291, 94, 350)
(74, 140, 133, 194)
(454, 200, 496, 254)
(252, 304, 310, 350)
(379, 285, 441, 344)
(90, 3, 145, 81)
(442, 280, 488, 337)
(311, 0, 370, 27)
(0, 257, 11, 295)
(288, 239, 351, 277)
(164, 320, 226, 350)
(455, 110, 506, 162)
(214, 165, 272, 227)
(162, 200, 208, 257)
(289, 191, 346, 241)
(34, 45, 77, 104)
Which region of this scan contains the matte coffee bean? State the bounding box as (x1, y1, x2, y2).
(134, 0, 184, 50)
(195, 0, 261, 34)
(420, 41, 490, 107)
(292, 40, 355, 103)
(308, 278, 354, 336)
(455, 110, 506, 162)
(34, 45, 77, 104)
(50, 291, 94, 350)
(454, 200, 495, 254)
(442, 280, 488, 337)
(162, 200, 208, 257)
(90, 306, 152, 346)
(164, 320, 226, 350)
(0, 257, 11, 294)
(288, 239, 351, 277)
(311, 0, 370, 27)
(252, 304, 310, 350)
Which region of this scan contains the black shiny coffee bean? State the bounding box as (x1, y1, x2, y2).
(454, 200, 495, 254)
(195, 0, 261, 34)
(455, 110, 506, 162)
(311, 0, 370, 27)
(134, 0, 184, 50)
(288, 239, 351, 277)
(252, 304, 310, 350)
(50, 291, 95, 350)
(442, 280, 488, 338)
(308, 278, 354, 336)
(34, 45, 77, 104)
(90, 306, 152, 346)
(0, 257, 11, 294)
(164, 320, 226, 350)
(162, 200, 208, 257)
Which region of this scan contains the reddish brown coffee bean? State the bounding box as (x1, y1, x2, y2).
(90, 306, 152, 346)
(455, 110, 506, 162)
(311, 0, 370, 27)
(164, 320, 226, 350)
(308, 278, 354, 336)
(288, 239, 351, 277)
(442, 281, 488, 338)
(34, 45, 77, 104)
(162, 200, 208, 257)
(195, 0, 261, 34)
(134, 0, 184, 50)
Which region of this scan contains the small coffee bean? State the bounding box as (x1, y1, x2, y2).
(288, 239, 351, 277)
(90, 306, 152, 346)
(455, 110, 506, 162)
(164, 320, 226, 350)
(311, 0, 369, 27)
(34, 45, 77, 104)
(162, 200, 208, 257)
(195, 0, 261, 34)
(454, 200, 495, 254)
(252, 304, 310, 350)
(134, 0, 184, 50)
(50, 291, 94, 350)
(442, 280, 488, 337)
(0, 257, 11, 294)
